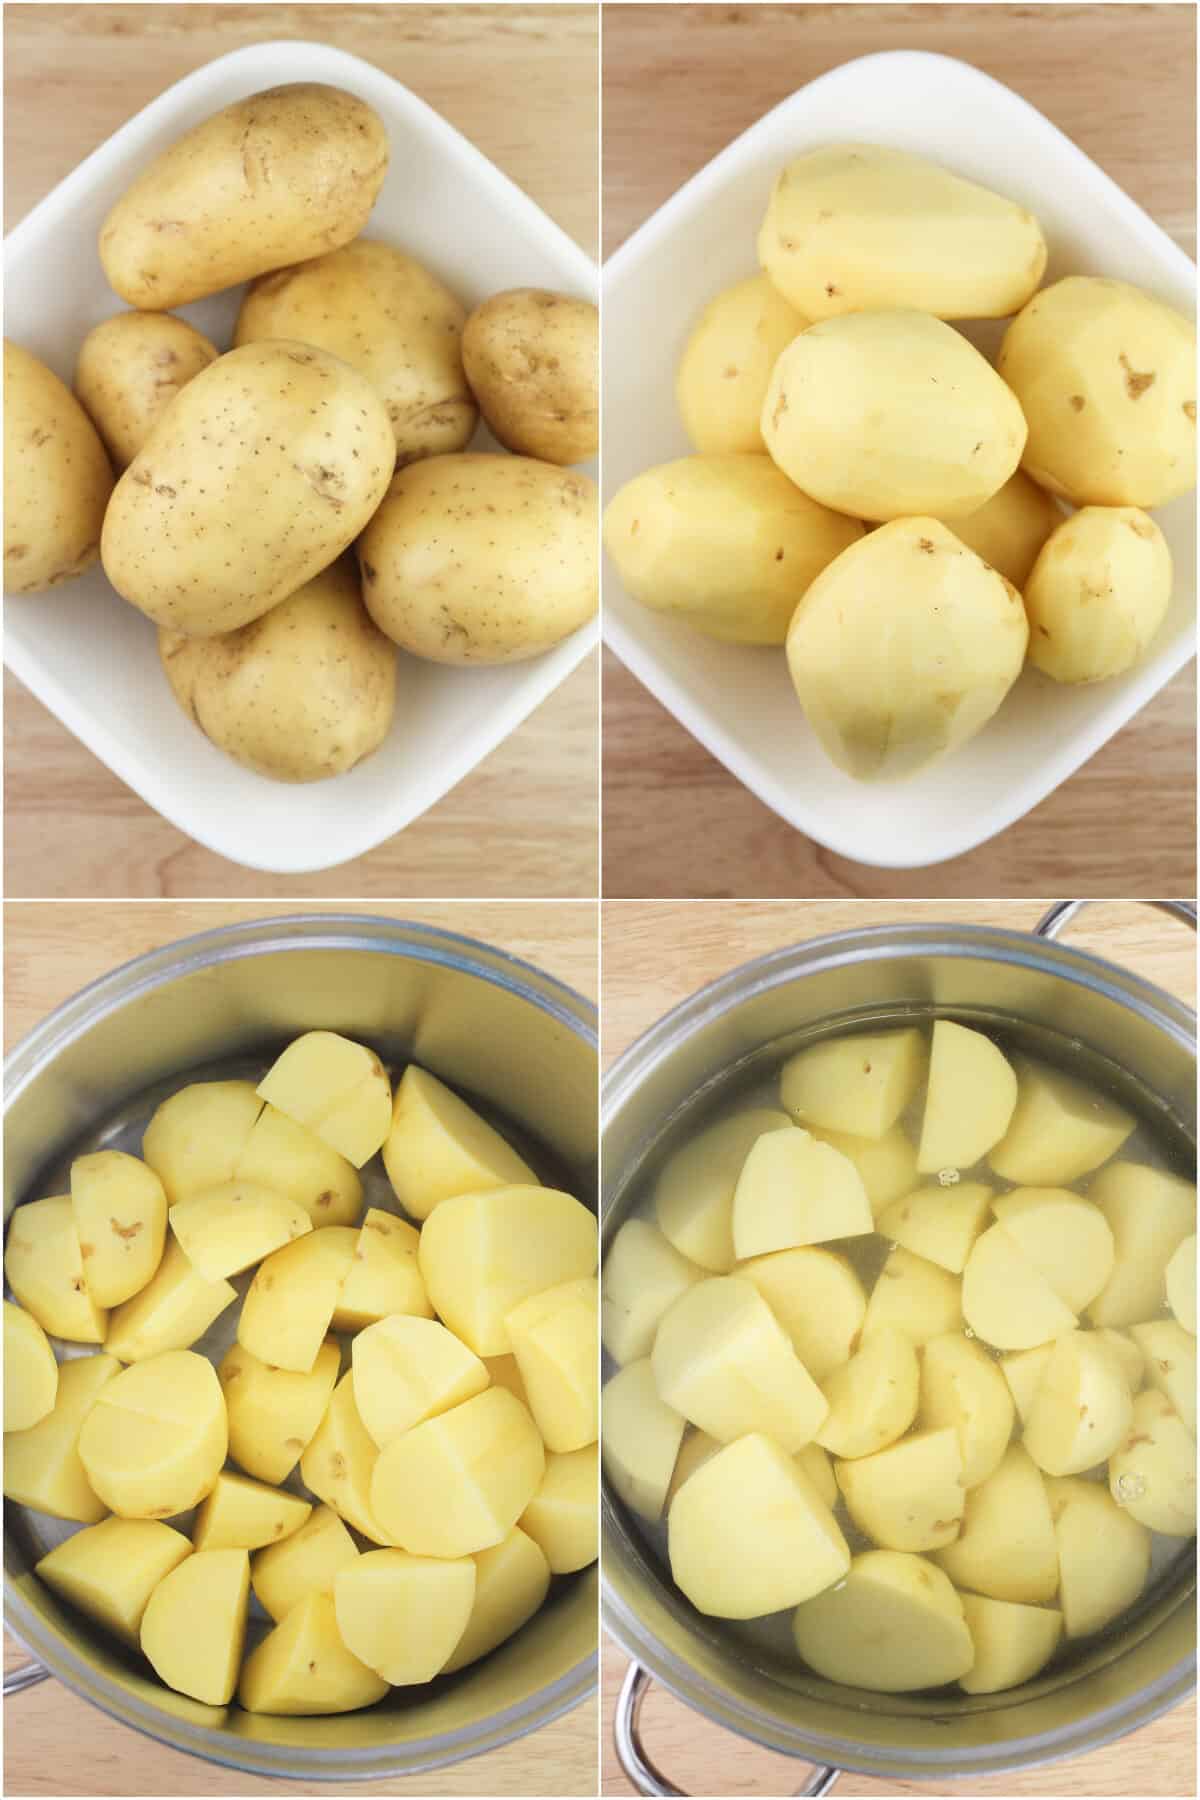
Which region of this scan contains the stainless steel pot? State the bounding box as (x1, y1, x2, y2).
(4, 913, 598, 1781)
(602, 901, 1197, 1795)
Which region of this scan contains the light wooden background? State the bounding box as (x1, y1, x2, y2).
(3, 899, 598, 1797)
(2, 3, 599, 900)
(600, 897, 1197, 1796)
(601, 2, 1197, 899)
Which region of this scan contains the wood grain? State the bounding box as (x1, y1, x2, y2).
(601, 3, 1197, 900)
(599, 897, 1197, 1797)
(2, 3, 599, 900)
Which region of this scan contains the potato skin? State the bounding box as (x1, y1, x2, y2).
(997, 277, 1196, 507)
(938, 472, 1062, 591)
(676, 275, 807, 455)
(101, 340, 395, 635)
(603, 453, 863, 644)
(235, 239, 476, 465)
(4, 341, 114, 594)
(461, 289, 598, 465)
(75, 312, 219, 469)
(758, 143, 1047, 322)
(99, 84, 389, 310)
(358, 453, 597, 664)
(762, 311, 1027, 521)
(160, 559, 396, 781)
(1023, 506, 1172, 683)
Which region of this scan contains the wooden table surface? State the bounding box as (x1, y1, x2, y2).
(600, 897, 1197, 1797)
(3, 898, 598, 1797)
(2, 3, 599, 900)
(601, 3, 1197, 899)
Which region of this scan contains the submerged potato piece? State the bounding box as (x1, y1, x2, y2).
(763, 313, 1026, 521)
(36, 1516, 191, 1647)
(1130, 1319, 1196, 1437)
(1087, 1162, 1197, 1327)
(518, 1442, 599, 1573)
(74, 311, 218, 468)
(78, 1349, 227, 1519)
(601, 1359, 685, 1522)
(252, 1503, 360, 1624)
(219, 1338, 340, 1485)
(140, 1548, 249, 1705)
(443, 1526, 551, 1673)
(383, 1065, 535, 1222)
(193, 1470, 312, 1552)
(793, 1550, 973, 1692)
(237, 1103, 363, 1229)
(360, 454, 598, 664)
(168, 1182, 311, 1281)
(653, 1276, 828, 1451)
(1046, 1474, 1151, 1637)
(758, 143, 1046, 322)
(4, 1353, 119, 1523)
(331, 1208, 431, 1333)
(505, 1277, 598, 1453)
(990, 1059, 1134, 1187)
(958, 1593, 1062, 1694)
(668, 1430, 835, 1509)
(239, 1227, 358, 1373)
(100, 84, 389, 309)
(418, 1185, 597, 1356)
(992, 1188, 1115, 1314)
(677, 275, 808, 454)
(141, 1080, 263, 1203)
(670, 1433, 849, 1618)
(462, 287, 598, 465)
(240, 1591, 388, 1715)
(257, 1032, 391, 1168)
(1000, 1344, 1054, 1427)
(1109, 1389, 1196, 1535)
(1023, 1331, 1133, 1475)
(920, 1332, 1014, 1488)
(4, 340, 113, 594)
(808, 1124, 919, 1215)
(732, 1128, 872, 1257)
(300, 1372, 390, 1545)
(335, 1548, 476, 1685)
(1024, 506, 1173, 684)
(738, 1246, 866, 1382)
(940, 471, 1063, 590)
(781, 1029, 925, 1140)
(352, 1315, 488, 1448)
(602, 454, 863, 645)
(1166, 1235, 1196, 1334)
(817, 1326, 919, 1460)
(4, 1301, 58, 1432)
(876, 1181, 993, 1275)
(862, 1246, 963, 1347)
(917, 1022, 1017, 1173)
(997, 276, 1196, 508)
(962, 1224, 1077, 1351)
(935, 1444, 1058, 1604)
(69, 1151, 168, 1308)
(837, 1426, 965, 1551)
(601, 1219, 704, 1365)
(655, 1109, 792, 1271)
(1096, 1327, 1146, 1395)
(5, 1195, 108, 1344)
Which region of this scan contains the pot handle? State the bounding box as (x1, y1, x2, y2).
(614, 1662, 839, 1797)
(4, 1657, 50, 1696)
(1036, 899, 1197, 939)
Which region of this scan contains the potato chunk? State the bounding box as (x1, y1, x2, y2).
(252, 1504, 360, 1624)
(193, 1470, 312, 1552)
(238, 1226, 358, 1373)
(300, 1373, 391, 1545)
(1000, 1344, 1054, 1426)
(382, 1065, 535, 1220)
(140, 1547, 249, 1705)
(792, 1550, 974, 1692)
(935, 1445, 1057, 1604)
(168, 1181, 313, 1282)
(862, 1246, 963, 1347)
(669, 1433, 849, 1618)
(141, 1080, 263, 1203)
(70, 1152, 167, 1307)
(3, 1353, 118, 1522)
(602, 1219, 703, 1365)
(236, 1104, 363, 1228)
(1024, 507, 1173, 684)
(1087, 1163, 1197, 1327)
(962, 1224, 1077, 1350)
(442, 1526, 551, 1673)
(738, 1247, 866, 1382)
(105, 1235, 236, 1363)
(36, 1517, 191, 1647)
(1166, 1235, 1196, 1334)
(1096, 1327, 1146, 1394)
(506, 1277, 598, 1452)
(780, 1030, 925, 1139)
(989, 1059, 1133, 1185)
(332, 1208, 431, 1332)
(1023, 1330, 1133, 1475)
(655, 1109, 791, 1271)
(601, 1358, 685, 1522)
(958, 1594, 1062, 1694)
(992, 1188, 1115, 1313)
(876, 1181, 993, 1275)
(836, 1426, 965, 1551)
(1129, 1319, 1196, 1437)
(520, 1442, 598, 1573)
(221, 1337, 340, 1485)
(239, 1592, 388, 1715)
(335, 1548, 475, 1685)
(920, 1332, 1014, 1488)
(257, 1032, 391, 1167)
(4, 1300, 58, 1431)
(5, 1195, 108, 1343)
(917, 1022, 1017, 1174)
(352, 1315, 488, 1448)
(1109, 1390, 1196, 1535)
(1045, 1474, 1150, 1637)
(816, 1326, 918, 1460)
(808, 1124, 919, 1214)
(78, 1349, 227, 1518)
(732, 1128, 872, 1257)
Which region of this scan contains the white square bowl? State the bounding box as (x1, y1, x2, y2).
(4, 40, 598, 876)
(602, 49, 1196, 871)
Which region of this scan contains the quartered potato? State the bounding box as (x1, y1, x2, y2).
(4, 1301, 58, 1432)
(1109, 1389, 1196, 1536)
(383, 1065, 535, 1221)
(240, 1592, 388, 1715)
(193, 1470, 312, 1552)
(520, 1443, 599, 1573)
(935, 1444, 1058, 1605)
(733, 1128, 872, 1257)
(991, 1187, 1115, 1314)
(989, 1059, 1134, 1186)
(962, 1223, 1077, 1351)
(334, 1549, 476, 1685)
(257, 1032, 392, 1169)
(300, 1373, 391, 1546)
(220, 1337, 340, 1485)
(920, 1332, 1015, 1488)
(251, 1503, 360, 1624)
(237, 1104, 363, 1228)
(655, 1109, 792, 1271)
(876, 1181, 993, 1275)
(332, 1208, 430, 1332)
(601, 1357, 685, 1522)
(1129, 1319, 1196, 1437)
(1166, 1235, 1197, 1334)
(70, 1151, 167, 1307)
(738, 1246, 866, 1383)
(917, 1021, 1017, 1173)
(780, 1030, 925, 1139)
(958, 1593, 1062, 1694)
(1022, 1330, 1133, 1475)
(505, 1277, 598, 1453)
(1096, 1327, 1146, 1395)
(861, 1246, 963, 1347)
(351, 1315, 488, 1448)
(442, 1527, 551, 1673)
(5, 1195, 108, 1343)
(792, 1550, 974, 1693)
(237, 1226, 358, 1372)
(168, 1182, 312, 1281)
(1046, 1474, 1151, 1637)
(36, 1517, 192, 1647)
(602, 1219, 704, 1365)
(816, 1326, 918, 1460)
(141, 1081, 265, 1203)
(1000, 1344, 1054, 1427)
(140, 1548, 250, 1705)
(78, 1349, 227, 1519)
(4, 1353, 119, 1523)
(1087, 1163, 1197, 1327)
(807, 1124, 919, 1215)
(836, 1426, 965, 1552)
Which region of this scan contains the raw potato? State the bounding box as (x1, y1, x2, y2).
(733, 1128, 872, 1257)
(239, 1591, 388, 1715)
(352, 1315, 488, 1448)
(101, 342, 395, 636)
(193, 1470, 312, 1551)
(4, 340, 113, 593)
(300, 1372, 391, 1545)
(252, 1504, 360, 1623)
(652, 1276, 827, 1451)
(3, 1354, 118, 1523)
(738, 1246, 867, 1383)
(360, 454, 598, 664)
(237, 1104, 363, 1229)
(920, 1332, 1015, 1488)
(370, 1387, 545, 1558)
(70, 1151, 167, 1307)
(1024, 507, 1173, 683)
(935, 1444, 1058, 1605)
(601, 1358, 685, 1521)
(669, 1433, 849, 1618)
(442, 1526, 551, 1673)
(78, 1349, 227, 1518)
(862, 1246, 963, 1348)
(992, 1187, 1115, 1314)
(417, 1184, 597, 1356)
(1022, 1330, 1133, 1475)
(141, 1081, 264, 1202)
(958, 1593, 1062, 1694)
(655, 1108, 792, 1271)
(36, 1517, 191, 1647)
(758, 144, 1046, 322)
(787, 519, 1028, 781)
(99, 84, 389, 310)
(808, 1124, 919, 1215)
(1166, 1235, 1196, 1334)
(602, 454, 863, 645)
(792, 1550, 974, 1693)
(1046, 1475, 1151, 1638)
(816, 1326, 919, 1460)
(962, 1224, 1077, 1351)
(676, 275, 807, 454)
(485, 1354, 530, 1407)
(140, 1548, 250, 1705)
(332, 1208, 431, 1332)
(601, 1219, 704, 1365)
(505, 1277, 598, 1452)
(257, 1032, 392, 1168)
(668, 1430, 835, 1509)
(762, 312, 1026, 521)
(939, 471, 1062, 590)
(876, 1181, 993, 1275)
(996, 276, 1196, 508)
(4, 1301, 58, 1431)
(520, 1443, 598, 1573)
(836, 1426, 965, 1551)
(1130, 1319, 1196, 1437)
(236, 239, 476, 462)
(74, 311, 218, 467)
(383, 1065, 535, 1221)
(1096, 1327, 1146, 1395)
(989, 1058, 1134, 1186)
(335, 1548, 476, 1684)
(917, 1021, 1017, 1173)
(105, 1236, 236, 1364)
(781, 1029, 924, 1139)
(462, 287, 598, 464)
(1087, 1163, 1196, 1327)
(5, 1195, 108, 1343)
(1109, 1389, 1196, 1536)
(238, 1227, 359, 1372)
(169, 1182, 312, 1281)
(1001, 1345, 1054, 1426)
(160, 562, 397, 783)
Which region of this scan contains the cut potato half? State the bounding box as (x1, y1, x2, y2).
(836, 1426, 965, 1551)
(739, 1246, 866, 1383)
(817, 1326, 918, 1460)
(990, 1060, 1133, 1186)
(1109, 1389, 1196, 1536)
(781, 1029, 926, 1140)
(793, 1550, 974, 1693)
(862, 1246, 963, 1347)
(732, 1128, 872, 1257)
(917, 1021, 1017, 1173)
(1046, 1474, 1151, 1638)
(992, 1187, 1114, 1314)
(1087, 1163, 1197, 1328)
(962, 1223, 1076, 1350)
(876, 1181, 992, 1275)
(920, 1331, 1014, 1488)
(958, 1593, 1062, 1694)
(655, 1109, 792, 1272)
(601, 1358, 685, 1522)
(935, 1444, 1057, 1604)
(1022, 1330, 1133, 1475)
(602, 1218, 703, 1365)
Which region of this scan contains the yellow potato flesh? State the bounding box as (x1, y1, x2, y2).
(70, 1151, 167, 1307)
(334, 1548, 476, 1685)
(1000, 1344, 1054, 1427)
(989, 1059, 1134, 1186)
(4, 1301, 58, 1431)
(141, 1081, 263, 1203)
(939, 470, 1062, 590)
(962, 1224, 1077, 1351)
(104, 1234, 236, 1364)
(3, 1354, 118, 1522)
(1096, 1327, 1146, 1394)
(781, 1030, 925, 1140)
(239, 1592, 388, 1715)
(836, 1426, 965, 1552)
(738, 1246, 866, 1383)
(1130, 1319, 1196, 1437)
(992, 1187, 1115, 1313)
(808, 1124, 919, 1215)
(816, 1326, 919, 1460)
(655, 1109, 792, 1271)
(238, 1226, 357, 1373)
(793, 1549, 974, 1692)
(935, 1445, 1058, 1604)
(1045, 1474, 1150, 1637)
(875, 1181, 992, 1276)
(1166, 1235, 1196, 1334)
(506, 1277, 598, 1452)
(5, 1195, 108, 1343)
(601, 1358, 685, 1521)
(251, 1504, 359, 1624)
(520, 1442, 598, 1573)
(332, 1208, 431, 1332)
(235, 1104, 363, 1227)
(917, 1021, 1017, 1173)
(1087, 1162, 1196, 1327)
(168, 1182, 312, 1281)
(1109, 1389, 1196, 1535)
(958, 1593, 1062, 1694)
(601, 1218, 704, 1365)
(140, 1547, 249, 1706)
(442, 1526, 551, 1673)
(677, 275, 808, 454)
(920, 1332, 1014, 1489)
(36, 1517, 192, 1647)
(382, 1065, 535, 1221)
(667, 1429, 834, 1511)
(78, 1349, 227, 1518)
(300, 1372, 391, 1545)
(351, 1315, 488, 1448)
(669, 1433, 849, 1619)
(862, 1246, 963, 1348)
(220, 1337, 340, 1485)
(733, 1128, 872, 1257)
(193, 1470, 312, 1552)
(1024, 506, 1173, 684)
(484, 1353, 529, 1407)
(257, 1032, 392, 1168)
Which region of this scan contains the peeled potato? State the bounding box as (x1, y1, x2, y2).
(808, 1124, 919, 1215)
(917, 1022, 1017, 1173)
(601, 1219, 703, 1365)
(1166, 1235, 1196, 1334)
(77, 1349, 227, 1519)
(506, 1277, 598, 1453)
(992, 1187, 1115, 1314)
(836, 1426, 965, 1551)
(140, 1547, 249, 1705)
(1000, 1344, 1054, 1426)
(958, 1593, 1062, 1694)
(1022, 1330, 1133, 1475)
(1130, 1319, 1196, 1437)
(655, 1108, 792, 1272)
(989, 1059, 1134, 1186)
(352, 1315, 487, 1448)
(105, 1235, 236, 1364)
(236, 1104, 363, 1228)
(240, 1591, 389, 1716)
(792, 1550, 974, 1693)
(193, 1470, 312, 1552)
(257, 1032, 392, 1168)
(168, 1182, 312, 1281)
(36, 1516, 191, 1647)
(962, 1223, 1077, 1351)
(331, 1208, 431, 1333)
(300, 1372, 391, 1546)
(738, 1246, 866, 1383)
(1023, 506, 1172, 684)
(732, 1128, 872, 1257)
(876, 1181, 993, 1275)
(520, 1442, 598, 1572)
(4, 1301, 58, 1431)
(442, 1526, 551, 1673)
(939, 470, 1063, 590)
(816, 1326, 918, 1460)
(676, 274, 808, 454)
(383, 1065, 535, 1221)
(861, 1246, 963, 1347)
(668, 1429, 835, 1511)
(1045, 1474, 1151, 1637)
(920, 1332, 1014, 1488)
(1087, 1163, 1197, 1327)
(238, 1226, 358, 1373)
(5, 1195, 108, 1343)
(141, 1080, 263, 1202)
(601, 1358, 685, 1522)
(780, 1030, 925, 1140)
(1109, 1389, 1196, 1535)
(1096, 1327, 1146, 1395)
(221, 1337, 340, 1486)
(3, 1354, 118, 1523)
(935, 1444, 1057, 1605)
(252, 1503, 360, 1624)
(334, 1548, 476, 1685)
(70, 1151, 167, 1307)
